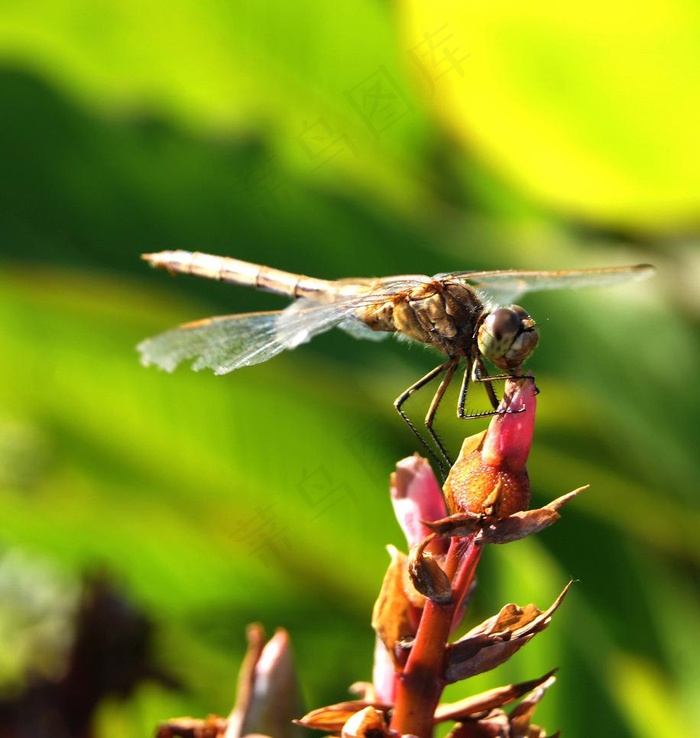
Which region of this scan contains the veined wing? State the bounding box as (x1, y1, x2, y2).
(139, 311, 289, 374)
(441, 264, 655, 306)
(137, 280, 424, 375)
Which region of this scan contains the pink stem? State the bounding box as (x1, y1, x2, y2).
(390, 539, 482, 737)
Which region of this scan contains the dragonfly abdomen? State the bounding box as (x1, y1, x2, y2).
(143, 250, 333, 299)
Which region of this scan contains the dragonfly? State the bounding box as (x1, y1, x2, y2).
(138, 251, 654, 467)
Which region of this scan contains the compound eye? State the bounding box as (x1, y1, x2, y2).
(478, 308, 522, 360)
(478, 305, 539, 370)
(509, 305, 531, 321)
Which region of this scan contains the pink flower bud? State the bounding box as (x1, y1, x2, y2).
(443, 378, 536, 519)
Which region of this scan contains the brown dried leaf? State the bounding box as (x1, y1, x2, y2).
(476, 486, 587, 545)
(441, 674, 557, 737)
(434, 671, 557, 722)
(445, 584, 572, 682)
(545, 486, 589, 512)
(507, 674, 557, 736)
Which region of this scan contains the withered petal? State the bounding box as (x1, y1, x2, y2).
(445, 635, 535, 682)
(372, 546, 417, 665)
(296, 701, 392, 733)
(423, 512, 483, 538)
(407, 534, 453, 604)
(348, 682, 376, 702)
(408, 545, 453, 605)
(476, 509, 560, 545)
(459, 583, 572, 643)
(445, 712, 510, 737)
(456, 601, 538, 643)
(459, 611, 505, 640)
(511, 583, 573, 639)
(448, 629, 509, 662)
(341, 706, 393, 738)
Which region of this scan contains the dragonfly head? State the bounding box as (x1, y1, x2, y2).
(477, 305, 539, 372)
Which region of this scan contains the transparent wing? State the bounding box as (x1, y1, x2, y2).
(338, 318, 390, 342)
(137, 285, 405, 375)
(335, 274, 432, 289)
(318, 276, 438, 343)
(440, 264, 655, 306)
(138, 312, 288, 374)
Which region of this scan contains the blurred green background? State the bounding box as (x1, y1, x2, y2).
(0, 1, 698, 736)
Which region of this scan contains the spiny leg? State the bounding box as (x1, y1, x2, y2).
(394, 358, 458, 473)
(472, 355, 500, 411)
(423, 357, 460, 468)
(459, 357, 529, 419)
(454, 356, 501, 419)
(457, 359, 473, 418)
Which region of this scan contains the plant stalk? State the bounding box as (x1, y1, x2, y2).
(390, 538, 482, 737)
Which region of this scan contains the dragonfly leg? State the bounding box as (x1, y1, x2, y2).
(394, 358, 458, 473)
(457, 360, 472, 418)
(424, 357, 461, 468)
(453, 356, 500, 419)
(460, 358, 529, 419)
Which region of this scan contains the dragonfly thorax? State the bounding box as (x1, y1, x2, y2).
(359, 280, 484, 357)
